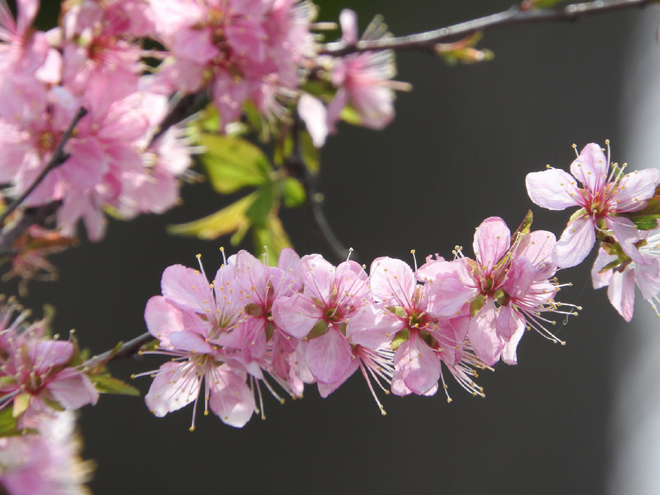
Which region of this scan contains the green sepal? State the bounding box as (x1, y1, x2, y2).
(0, 407, 19, 437)
(199, 134, 271, 194)
(386, 306, 406, 319)
(340, 105, 361, 126)
(511, 210, 533, 243)
(419, 329, 437, 348)
(42, 397, 65, 412)
(264, 321, 276, 342)
(245, 303, 263, 317)
(493, 289, 510, 307)
(0, 376, 17, 387)
(12, 393, 30, 418)
(306, 319, 329, 340)
(568, 208, 587, 224)
(624, 197, 660, 231)
(391, 328, 411, 351)
(336, 322, 347, 337)
(167, 192, 258, 240)
(282, 177, 306, 208)
(90, 375, 140, 396)
(470, 295, 485, 318)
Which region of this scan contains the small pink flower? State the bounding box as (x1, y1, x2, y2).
(526, 142, 660, 268)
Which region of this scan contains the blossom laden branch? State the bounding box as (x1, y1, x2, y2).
(0, 107, 88, 228)
(83, 332, 156, 371)
(320, 0, 657, 55)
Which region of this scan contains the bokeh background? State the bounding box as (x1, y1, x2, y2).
(9, 1, 660, 494)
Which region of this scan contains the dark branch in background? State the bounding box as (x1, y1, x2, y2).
(84, 332, 155, 370)
(0, 107, 88, 227)
(286, 113, 350, 264)
(321, 0, 657, 55)
(0, 202, 61, 257)
(150, 90, 209, 145)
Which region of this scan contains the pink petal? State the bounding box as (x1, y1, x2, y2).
(144, 296, 185, 343)
(298, 94, 327, 148)
(614, 168, 660, 212)
(145, 361, 200, 417)
(47, 368, 98, 409)
(394, 333, 441, 395)
(525, 168, 581, 210)
(473, 217, 511, 271)
(339, 9, 358, 45)
(168, 331, 214, 353)
(346, 304, 402, 349)
(161, 264, 214, 314)
(570, 143, 608, 193)
(501, 324, 525, 365)
(209, 366, 255, 428)
(317, 357, 360, 398)
(300, 328, 353, 384)
(369, 257, 415, 307)
(607, 268, 636, 322)
(467, 299, 504, 366)
(299, 254, 335, 303)
(271, 293, 323, 339)
(591, 248, 615, 290)
(555, 216, 596, 268)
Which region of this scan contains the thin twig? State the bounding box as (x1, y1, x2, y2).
(321, 0, 656, 55)
(0, 107, 88, 226)
(286, 115, 350, 264)
(150, 90, 209, 145)
(84, 332, 155, 370)
(0, 202, 61, 257)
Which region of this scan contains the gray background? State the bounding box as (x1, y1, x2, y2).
(11, 1, 655, 494)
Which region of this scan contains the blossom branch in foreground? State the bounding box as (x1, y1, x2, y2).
(83, 332, 156, 371)
(321, 0, 657, 55)
(0, 107, 88, 227)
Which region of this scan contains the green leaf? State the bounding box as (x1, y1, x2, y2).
(90, 375, 140, 396)
(246, 185, 275, 228)
(199, 134, 271, 194)
(252, 214, 293, 263)
(633, 217, 660, 231)
(168, 192, 258, 239)
(282, 177, 306, 208)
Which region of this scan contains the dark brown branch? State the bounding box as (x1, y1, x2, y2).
(321, 0, 657, 55)
(286, 115, 350, 264)
(0, 202, 61, 257)
(84, 332, 155, 370)
(150, 90, 209, 145)
(0, 107, 88, 227)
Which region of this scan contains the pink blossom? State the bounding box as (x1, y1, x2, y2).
(272, 254, 370, 384)
(0, 411, 94, 495)
(526, 142, 660, 268)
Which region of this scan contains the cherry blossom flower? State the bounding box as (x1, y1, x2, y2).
(526, 142, 660, 268)
(0, 411, 94, 495)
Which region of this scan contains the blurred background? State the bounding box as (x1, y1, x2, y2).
(10, 1, 660, 494)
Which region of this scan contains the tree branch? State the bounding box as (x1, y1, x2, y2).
(286, 116, 351, 264)
(150, 90, 209, 145)
(83, 332, 155, 370)
(0, 202, 61, 257)
(321, 0, 657, 55)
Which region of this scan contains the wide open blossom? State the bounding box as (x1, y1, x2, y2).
(272, 254, 371, 385)
(368, 256, 484, 398)
(526, 142, 660, 268)
(418, 217, 570, 366)
(143, 260, 256, 428)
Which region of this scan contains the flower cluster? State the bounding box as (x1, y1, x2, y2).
(526, 142, 660, 321)
(0, 296, 98, 428)
(143, 215, 574, 428)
